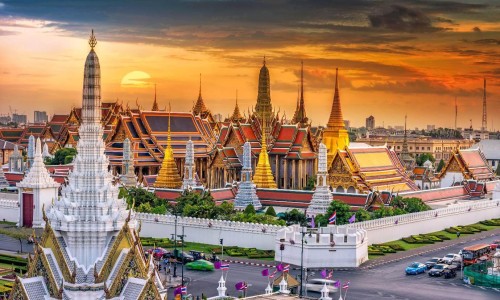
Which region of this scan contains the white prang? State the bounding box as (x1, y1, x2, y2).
(234, 140, 262, 210)
(120, 138, 138, 187)
(307, 143, 333, 217)
(17, 138, 59, 228)
(42, 142, 53, 159)
(47, 45, 130, 268)
(9, 144, 23, 173)
(27, 135, 35, 170)
(181, 137, 198, 189)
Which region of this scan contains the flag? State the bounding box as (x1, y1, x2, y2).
(235, 282, 248, 290)
(320, 269, 327, 279)
(276, 264, 284, 272)
(269, 270, 278, 278)
(334, 280, 341, 288)
(348, 214, 356, 224)
(328, 211, 337, 224)
(310, 215, 315, 228)
(214, 261, 222, 269)
(342, 281, 350, 289)
(283, 265, 290, 273)
(181, 286, 187, 294)
(395, 219, 399, 225)
(261, 269, 269, 277)
(173, 286, 182, 295)
(326, 270, 333, 279)
(221, 263, 229, 271)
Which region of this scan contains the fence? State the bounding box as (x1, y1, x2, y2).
(464, 261, 500, 288)
(339, 199, 500, 244)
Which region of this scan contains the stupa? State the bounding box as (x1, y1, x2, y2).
(154, 107, 182, 189)
(120, 138, 138, 187)
(307, 143, 333, 217)
(9, 30, 164, 300)
(9, 144, 23, 173)
(0, 163, 9, 188)
(181, 137, 199, 190)
(252, 117, 277, 189)
(234, 141, 262, 210)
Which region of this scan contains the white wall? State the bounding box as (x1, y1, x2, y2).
(0, 192, 19, 223)
(340, 199, 500, 245)
(275, 225, 368, 268)
(137, 213, 284, 250)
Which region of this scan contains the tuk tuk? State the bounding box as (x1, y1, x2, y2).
(444, 265, 457, 279)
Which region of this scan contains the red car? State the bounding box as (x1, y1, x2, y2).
(490, 240, 500, 251)
(148, 248, 169, 260)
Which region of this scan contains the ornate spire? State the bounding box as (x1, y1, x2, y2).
(154, 103, 182, 188)
(230, 90, 243, 122)
(192, 73, 210, 117)
(181, 136, 199, 190)
(322, 68, 349, 164)
(254, 58, 273, 123)
(400, 114, 415, 171)
(307, 143, 333, 216)
(482, 78, 487, 133)
(253, 114, 277, 189)
(235, 140, 262, 209)
(292, 61, 308, 126)
(89, 29, 97, 49)
(152, 84, 159, 111)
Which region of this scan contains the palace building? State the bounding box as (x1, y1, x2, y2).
(9, 31, 164, 300)
(437, 148, 495, 187)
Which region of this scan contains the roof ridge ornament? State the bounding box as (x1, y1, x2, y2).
(89, 29, 97, 49)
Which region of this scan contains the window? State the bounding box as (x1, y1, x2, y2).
(344, 235, 348, 243)
(416, 147, 419, 150)
(427, 147, 430, 150)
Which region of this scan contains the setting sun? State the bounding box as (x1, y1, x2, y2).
(120, 71, 151, 88)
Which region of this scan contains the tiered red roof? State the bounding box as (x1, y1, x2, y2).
(437, 149, 495, 181)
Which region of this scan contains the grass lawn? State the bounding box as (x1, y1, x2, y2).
(382, 240, 426, 251)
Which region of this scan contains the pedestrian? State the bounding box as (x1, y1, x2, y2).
(457, 231, 461, 238)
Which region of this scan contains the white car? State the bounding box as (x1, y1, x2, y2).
(441, 253, 461, 264)
(305, 279, 339, 293)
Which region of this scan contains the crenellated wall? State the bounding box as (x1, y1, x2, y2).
(0, 192, 19, 223)
(137, 213, 285, 250)
(339, 198, 500, 244)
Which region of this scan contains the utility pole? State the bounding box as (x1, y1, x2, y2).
(178, 226, 186, 287)
(171, 213, 178, 277)
(299, 228, 306, 298)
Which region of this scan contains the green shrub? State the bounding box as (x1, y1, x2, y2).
(434, 234, 451, 240)
(386, 244, 405, 251)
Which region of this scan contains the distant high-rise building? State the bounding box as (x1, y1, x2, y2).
(0, 115, 11, 124)
(344, 120, 350, 129)
(34, 110, 48, 123)
(12, 113, 27, 124)
(366, 115, 375, 130)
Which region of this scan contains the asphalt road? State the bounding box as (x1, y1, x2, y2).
(165, 234, 500, 300)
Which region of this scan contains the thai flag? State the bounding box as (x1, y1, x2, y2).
(283, 265, 290, 273)
(221, 264, 229, 271)
(181, 286, 187, 294)
(342, 281, 350, 289)
(326, 270, 333, 279)
(328, 211, 337, 224)
(269, 270, 278, 278)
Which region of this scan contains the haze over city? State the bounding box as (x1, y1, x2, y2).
(1, 0, 499, 128)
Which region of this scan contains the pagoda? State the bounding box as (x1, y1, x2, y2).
(307, 143, 332, 217)
(192, 74, 211, 118)
(254, 58, 273, 123)
(252, 117, 277, 189)
(9, 30, 164, 299)
(0, 160, 9, 188)
(154, 108, 182, 189)
(234, 140, 262, 210)
(8, 144, 23, 173)
(322, 68, 349, 165)
(181, 137, 199, 190)
(399, 115, 415, 171)
(120, 138, 138, 187)
(291, 61, 308, 127)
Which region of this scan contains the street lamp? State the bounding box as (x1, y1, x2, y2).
(299, 227, 307, 298)
(171, 213, 178, 277)
(178, 226, 186, 286)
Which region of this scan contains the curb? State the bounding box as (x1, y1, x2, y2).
(221, 259, 354, 271)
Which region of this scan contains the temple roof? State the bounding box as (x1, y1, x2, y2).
(437, 148, 495, 181)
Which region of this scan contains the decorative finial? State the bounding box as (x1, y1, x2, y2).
(89, 29, 97, 49)
(199, 73, 202, 97)
(263, 55, 266, 66)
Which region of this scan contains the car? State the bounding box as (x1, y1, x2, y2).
(443, 265, 457, 279)
(189, 250, 206, 261)
(425, 257, 441, 269)
(428, 264, 448, 277)
(185, 259, 214, 271)
(305, 279, 339, 293)
(450, 260, 463, 270)
(405, 262, 426, 275)
(148, 248, 169, 260)
(441, 253, 461, 264)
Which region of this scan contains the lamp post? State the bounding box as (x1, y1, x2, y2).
(178, 226, 186, 286)
(171, 213, 178, 277)
(299, 227, 306, 298)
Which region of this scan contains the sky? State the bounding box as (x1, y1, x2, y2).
(0, 0, 499, 129)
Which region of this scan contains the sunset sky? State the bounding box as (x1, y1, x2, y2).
(1, 0, 499, 129)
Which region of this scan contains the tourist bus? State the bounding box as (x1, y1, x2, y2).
(461, 244, 491, 266)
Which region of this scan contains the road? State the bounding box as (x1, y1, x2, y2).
(164, 234, 500, 299)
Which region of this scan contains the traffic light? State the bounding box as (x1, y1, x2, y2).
(220, 239, 224, 245)
(280, 244, 285, 251)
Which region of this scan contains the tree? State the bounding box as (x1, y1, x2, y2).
(47, 148, 77, 165)
(436, 159, 445, 172)
(279, 209, 307, 226)
(416, 153, 435, 166)
(265, 206, 277, 217)
(355, 209, 372, 222)
(303, 176, 316, 190)
(316, 200, 351, 225)
(389, 196, 430, 213)
(243, 204, 256, 215)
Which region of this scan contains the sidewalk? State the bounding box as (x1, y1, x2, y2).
(360, 227, 500, 270)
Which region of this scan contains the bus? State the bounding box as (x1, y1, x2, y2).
(461, 244, 491, 266)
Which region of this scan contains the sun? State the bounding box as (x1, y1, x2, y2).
(121, 71, 151, 87)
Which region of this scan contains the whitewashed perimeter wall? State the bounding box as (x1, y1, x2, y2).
(137, 213, 285, 250)
(340, 199, 500, 245)
(0, 192, 19, 223)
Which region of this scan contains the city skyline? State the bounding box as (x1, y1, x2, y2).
(1, 0, 499, 128)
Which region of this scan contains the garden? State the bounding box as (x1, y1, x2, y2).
(0, 254, 28, 297)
